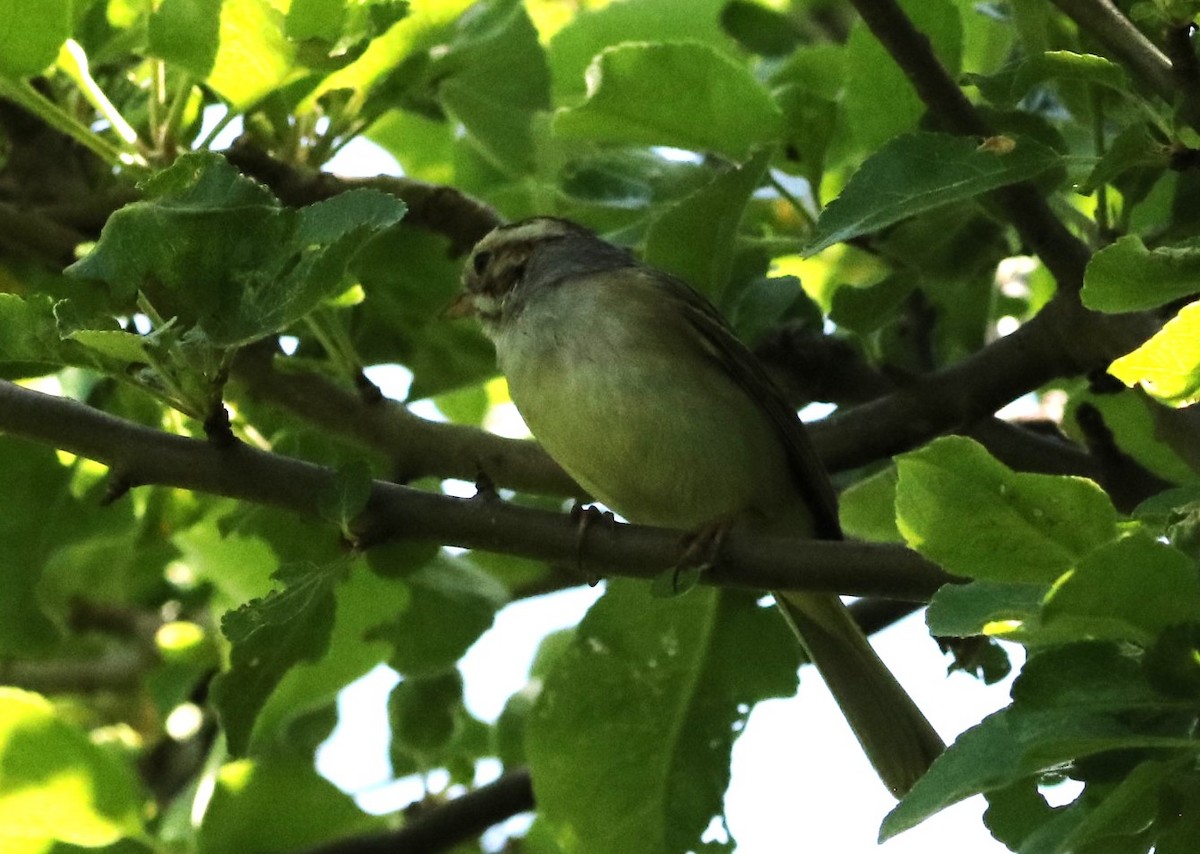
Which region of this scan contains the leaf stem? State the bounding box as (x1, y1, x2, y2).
(0, 77, 128, 167)
(767, 171, 817, 230)
(57, 40, 146, 159)
(198, 107, 238, 150)
(304, 307, 363, 379)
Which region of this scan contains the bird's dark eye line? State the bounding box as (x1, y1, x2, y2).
(472, 250, 492, 275)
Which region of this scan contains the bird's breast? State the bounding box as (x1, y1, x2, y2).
(493, 280, 799, 531)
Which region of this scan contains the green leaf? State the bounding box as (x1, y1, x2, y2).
(0, 688, 142, 847)
(0, 437, 112, 655)
(557, 146, 714, 207)
(842, 0, 962, 152)
(1083, 235, 1200, 312)
(926, 581, 1048, 638)
(286, 0, 347, 43)
(247, 556, 401, 753)
(829, 273, 917, 335)
(1072, 389, 1199, 484)
(895, 436, 1120, 583)
(806, 132, 1060, 254)
(773, 83, 838, 189)
(1079, 123, 1169, 194)
(316, 460, 374, 534)
(553, 42, 783, 161)
(719, 1, 801, 56)
(0, 294, 75, 371)
(643, 150, 771, 303)
(496, 683, 536, 770)
(1053, 760, 1172, 854)
(982, 780, 1057, 853)
(67, 152, 406, 347)
(1146, 623, 1200, 700)
(882, 644, 1194, 840)
(0, 0, 71, 78)
(1042, 532, 1200, 644)
(365, 555, 508, 678)
(727, 275, 818, 345)
(1109, 300, 1200, 407)
(211, 562, 341, 756)
(352, 226, 494, 399)
(301, 0, 475, 110)
(1012, 51, 1132, 101)
(434, 0, 551, 174)
(388, 670, 463, 757)
(526, 582, 801, 854)
(148, 0, 222, 79)
(838, 465, 903, 543)
(207, 0, 297, 109)
(64, 329, 150, 364)
(546, 0, 729, 101)
(197, 756, 377, 853)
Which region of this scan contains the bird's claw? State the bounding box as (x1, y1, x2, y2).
(570, 501, 613, 586)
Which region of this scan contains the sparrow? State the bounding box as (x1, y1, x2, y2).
(450, 216, 944, 795)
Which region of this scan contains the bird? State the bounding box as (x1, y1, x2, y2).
(449, 215, 944, 796)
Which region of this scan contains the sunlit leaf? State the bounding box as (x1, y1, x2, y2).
(554, 42, 782, 161)
(0, 689, 142, 847)
(1109, 300, 1200, 407)
(896, 436, 1119, 583)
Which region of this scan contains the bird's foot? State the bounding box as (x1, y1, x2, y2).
(655, 516, 735, 597)
(570, 501, 613, 586)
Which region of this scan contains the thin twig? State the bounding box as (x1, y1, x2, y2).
(300, 770, 535, 854)
(1047, 0, 1176, 98)
(848, 0, 1092, 290)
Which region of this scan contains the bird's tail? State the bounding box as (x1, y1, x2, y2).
(774, 590, 944, 797)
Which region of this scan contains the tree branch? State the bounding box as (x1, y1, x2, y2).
(223, 141, 501, 255)
(814, 295, 1158, 470)
(300, 769, 534, 854)
(232, 344, 582, 497)
(234, 293, 1160, 512)
(0, 380, 956, 601)
(0, 200, 87, 265)
(1047, 0, 1176, 99)
(0, 646, 154, 693)
(848, 0, 1092, 290)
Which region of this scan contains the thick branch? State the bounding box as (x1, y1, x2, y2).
(0, 380, 956, 601)
(817, 285, 1159, 470)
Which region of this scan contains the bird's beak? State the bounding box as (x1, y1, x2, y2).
(444, 290, 477, 319)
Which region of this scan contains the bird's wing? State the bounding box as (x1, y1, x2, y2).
(639, 268, 844, 540)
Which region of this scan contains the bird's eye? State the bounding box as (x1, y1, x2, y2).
(472, 250, 492, 276)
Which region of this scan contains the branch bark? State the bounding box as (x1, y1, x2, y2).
(300, 770, 534, 854)
(1047, 0, 1176, 99)
(224, 141, 502, 255)
(232, 344, 582, 497)
(0, 380, 956, 601)
(849, 0, 1092, 290)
